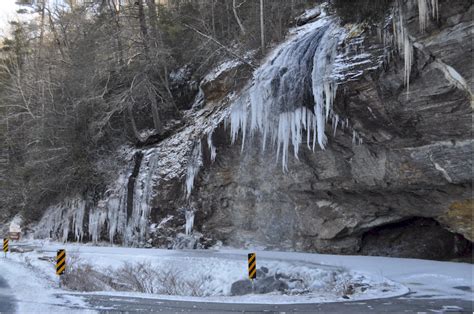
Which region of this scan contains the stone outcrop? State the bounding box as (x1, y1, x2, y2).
(175, 0, 473, 259)
(31, 0, 473, 261)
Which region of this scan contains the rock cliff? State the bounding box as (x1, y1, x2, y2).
(33, 0, 472, 261)
(184, 0, 473, 259)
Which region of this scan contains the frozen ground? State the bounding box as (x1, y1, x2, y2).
(0, 240, 472, 313)
(2, 241, 409, 304)
(0, 251, 93, 313)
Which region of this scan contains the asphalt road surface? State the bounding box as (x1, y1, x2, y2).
(0, 275, 16, 312)
(0, 273, 471, 313)
(80, 293, 473, 313)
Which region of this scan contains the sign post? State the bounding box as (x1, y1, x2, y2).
(56, 249, 66, 276)
(248, 252, 256, 280)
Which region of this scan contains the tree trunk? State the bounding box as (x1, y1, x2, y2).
(38, 0, 46, 58)
(260, 0, 265, 54)
(108, 0, 124, 66)
(127, 104, 142, 141)
(137, 0, 150, 59)
(232, 0, 246, 36)
(211, 0, 216, 36)
(148, 87, 163, 134)
(47, 10, 67, 61)
(146, 0, 159, 53)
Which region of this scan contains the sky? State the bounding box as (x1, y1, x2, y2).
(0, 0, 22, 36)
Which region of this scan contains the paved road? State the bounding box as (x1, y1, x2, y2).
(80, 294, 473, 313)
(0, 275, 16, 312)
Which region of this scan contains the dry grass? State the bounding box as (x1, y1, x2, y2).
(61, 260, 208, 296)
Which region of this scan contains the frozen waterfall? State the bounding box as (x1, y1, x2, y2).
(33, 12, 367, 246)
(185, 140, 203, 199)
(185, 208, 195, 236)
(230, 18, 346, 171)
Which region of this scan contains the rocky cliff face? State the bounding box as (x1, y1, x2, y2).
(33, 0, 472, 261)
(184, 0, 473, 259)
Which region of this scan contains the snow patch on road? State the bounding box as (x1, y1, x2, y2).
(0, 256, 94, 313)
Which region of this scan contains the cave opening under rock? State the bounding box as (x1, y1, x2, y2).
(359, 217, 472, 262)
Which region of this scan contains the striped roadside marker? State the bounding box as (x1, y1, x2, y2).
(248, 252, 256, 280)
(3, 239, 8, 257)
(56, 249, 66, 276)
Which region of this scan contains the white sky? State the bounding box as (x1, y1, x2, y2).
(0, 1, 72, 37)
(0, 0, 22, 36)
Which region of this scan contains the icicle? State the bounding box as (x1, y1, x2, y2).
(312, 114, 317, 151)
(185, 141, 203, 199)
(352, 130, 357, 145)
(403, 31, 413, 95)
(324, 82, 332, 122)
(394, 11, 413, 96)
(431, 0, 439, 21)
(418, 0, 439, 33)
(418, 0, 429, 33)
(333, 114, 339, 137)
(71, 199, 85, 242)
(306, 109, 312, 149)
(276, 112, 290, 171)
(105, 172, 128, 243)
(130, 150, 158, 243)
(207, 131, 217, 162)
(185, 208, 195, 236)
(229, 18, 344, 170)
(230, 97, 247, 152)
(61, 206, 70, 243)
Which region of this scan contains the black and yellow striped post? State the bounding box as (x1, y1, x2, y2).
(56, 249, 66, 276)
(3, 239, 8, 257)
(248, 253, 256, 280)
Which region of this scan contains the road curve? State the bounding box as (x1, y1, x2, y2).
(80, 294, 473, 313)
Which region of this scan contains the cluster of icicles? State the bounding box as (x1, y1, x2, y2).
(417, 0, 439, 33)
(226, 0, 439, 171)
(391, 0, 439, 95)
(229, 19, 353, 171)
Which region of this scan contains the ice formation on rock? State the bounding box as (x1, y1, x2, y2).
(185, 208, 195, 236)
(34, 8, 377, 245)
(35, 197, 87, 243)
(418, 0, 439, 33)
(185, 140, 203, 199)
(230, 17, 347, 171)
(35, 94, 232, 245)
(393, 10, 413, 95)
(207, 130, 217, 162)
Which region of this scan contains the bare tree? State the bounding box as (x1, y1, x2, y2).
(260, 0, 265, 53)
(232, 0, 246, 35)
(136, 0, 150, 58)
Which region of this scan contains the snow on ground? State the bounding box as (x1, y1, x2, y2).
(0, 241, 404, 305)
(243, 249, 474, 302)
(201, 59, 243, 84)
(2, 240, 472, 307)
(0, 253, 94, 313)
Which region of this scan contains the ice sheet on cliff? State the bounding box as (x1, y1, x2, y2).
(33, 7, 376, 246)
